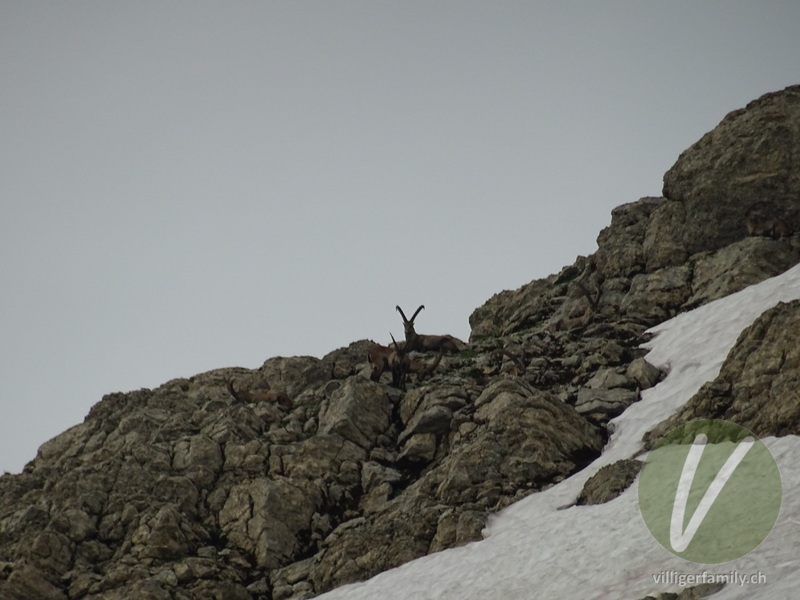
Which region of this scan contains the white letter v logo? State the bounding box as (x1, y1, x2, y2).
(670, 433, 755, 552)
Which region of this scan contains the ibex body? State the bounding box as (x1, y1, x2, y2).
(495, 348, 527, 376)
(368, 342, 394, 382)
(745, 214, 794, 239)
(396, 305, 464, 353)
(408, 350, 442, 382)
(226, 379, 292, 409)
(548, 305, 594, 334)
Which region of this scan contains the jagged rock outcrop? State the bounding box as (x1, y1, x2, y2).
(471, 222, 800, 337)
(0, 346, 607, 599)
(663, 85, 800, 256)
(646, 299, 800, 445)
(2, 86, 800, 600)
(472, 85, 800, 338)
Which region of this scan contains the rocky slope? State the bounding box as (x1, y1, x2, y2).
(2, 85, 800, 600)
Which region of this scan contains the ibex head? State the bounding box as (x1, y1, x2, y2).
(396, 305, 425, 339)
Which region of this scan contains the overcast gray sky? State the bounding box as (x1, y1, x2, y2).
(2, 2, 799, 474)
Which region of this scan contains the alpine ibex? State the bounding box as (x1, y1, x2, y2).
(389, 333, 409, 390)
(367, 335, 409, 390)
(494, 348, 527, 376)
(226, 379, 292, 409)
(745, 213, 794, 239)
(548, 305, 594, 334)
(408, 349, 442, 382)
(368, 341, 394, 382)
(395, 305, 463, 353)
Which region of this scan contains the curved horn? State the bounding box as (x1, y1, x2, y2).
(396, 305, 425, 324)
(396, 305, 409, 323)
(410, 305, 425, 322)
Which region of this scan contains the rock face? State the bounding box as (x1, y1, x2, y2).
(663, 85, 800, 256)
(646, 299, 800, 444)
(2, 86, 800, 600)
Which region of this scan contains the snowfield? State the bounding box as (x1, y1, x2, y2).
(317, 263, 800, 600)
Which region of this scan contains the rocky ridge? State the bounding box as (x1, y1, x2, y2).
(2, 85, 800, 600)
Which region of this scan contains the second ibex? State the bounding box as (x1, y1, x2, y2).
(367, 333, 409, 390)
